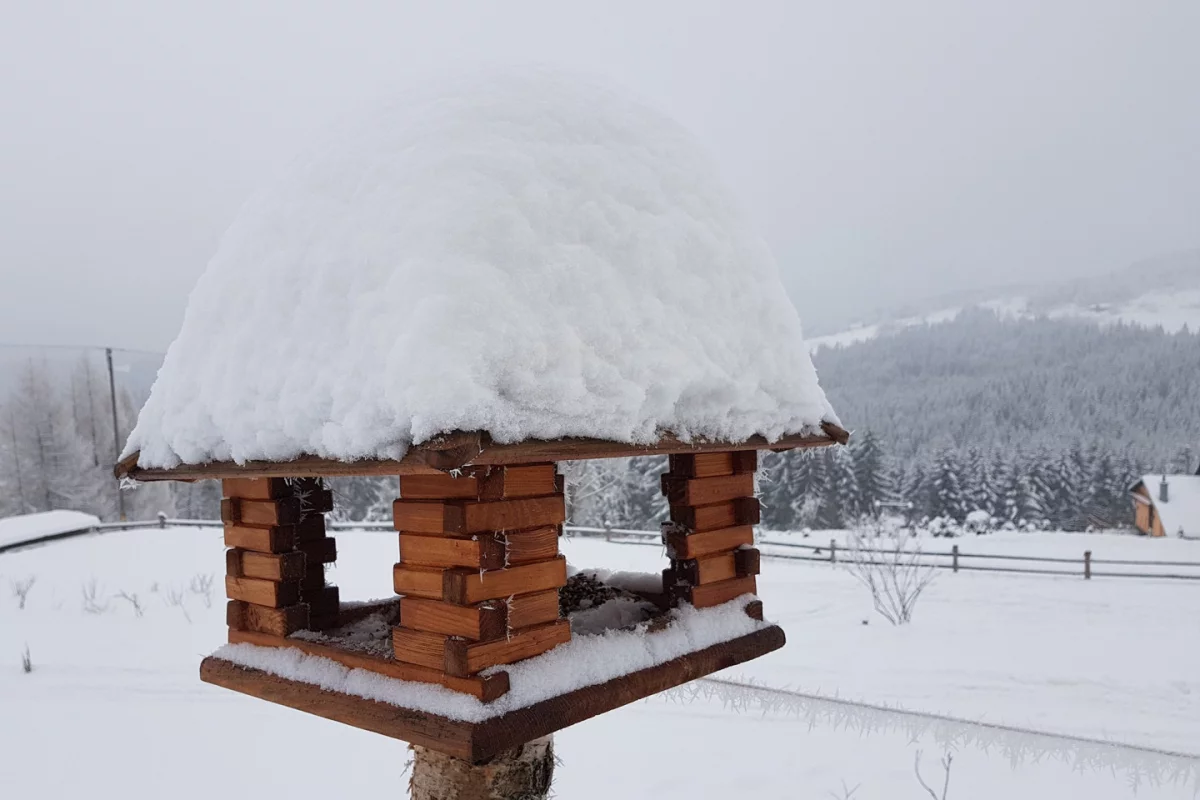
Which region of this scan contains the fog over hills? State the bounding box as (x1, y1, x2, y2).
(808, 249, 1200, 348)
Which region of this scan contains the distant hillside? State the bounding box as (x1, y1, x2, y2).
(815, 310, 1200, 466)
(808, 249, 1200, 350)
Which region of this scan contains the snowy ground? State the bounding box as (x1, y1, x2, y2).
(2, 526, 1198, 799)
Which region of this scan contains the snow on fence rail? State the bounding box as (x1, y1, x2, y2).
(755, 536, 1200, 581)
(3, 519, 1200, 582)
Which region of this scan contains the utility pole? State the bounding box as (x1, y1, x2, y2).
(105, 347, 126, 521)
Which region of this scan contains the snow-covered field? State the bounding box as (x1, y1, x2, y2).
(2, 527, 1198, 798)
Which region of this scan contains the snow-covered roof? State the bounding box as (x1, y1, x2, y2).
(1133, 475, 1200, 537)
(0, 510, 100, 550)
(124, 69, 838, 469)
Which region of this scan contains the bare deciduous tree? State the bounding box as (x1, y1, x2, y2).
(843, 522, 936, 625)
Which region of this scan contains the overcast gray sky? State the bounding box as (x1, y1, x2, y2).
(1, 0, 1197, 351)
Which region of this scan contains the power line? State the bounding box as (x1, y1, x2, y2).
(0, 342, 165, 357)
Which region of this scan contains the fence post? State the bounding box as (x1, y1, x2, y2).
(157, 511, 167, 529)
(952, 544, 959, 573)
(1084, 550, 1092, 580)
(603, 519, 613, 543)
(829, 538, 837, 564)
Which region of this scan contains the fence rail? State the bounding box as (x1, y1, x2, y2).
(3, 518, 1199, 582)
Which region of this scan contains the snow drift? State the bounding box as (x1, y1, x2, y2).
(125, 68, 837, 468)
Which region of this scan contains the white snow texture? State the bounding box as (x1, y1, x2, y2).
(126, 68, 836, 468)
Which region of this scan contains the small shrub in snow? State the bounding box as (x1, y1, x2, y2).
(10, 576, 36, 610)
(21, 645, 32, 674)
(913, 750, 953, 799)
(81, 579, 109, 614)
(189, 573, 214, 609)
(826, 779, 861, 799)
(843, 523, 936, 626)
(115, 591, 144, 618)
(165, 587, 191, 623)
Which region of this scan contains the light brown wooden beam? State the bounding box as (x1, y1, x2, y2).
(661, 472, 755, 506)
(115, 425, 847, 481)
(226, 600, 309, 636)
(393, 496, 566, 536)
(662, 525, 754, 560)
(393, 619, 571, 677)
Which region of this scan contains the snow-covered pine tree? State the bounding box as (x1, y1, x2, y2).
(617, 455, 668, 529)
(327, 477, 395, 522)
(851, 429, 892, 516)
(964, 447, 1000, 517)
(902, 459, 936, 523)
(789, 449, 828, 528)
(931, 449, 967, 522)
(828, 446, 859, 527)
(758, 450, 797, 530)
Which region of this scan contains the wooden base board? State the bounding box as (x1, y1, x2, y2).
(201, 624, 784, 763)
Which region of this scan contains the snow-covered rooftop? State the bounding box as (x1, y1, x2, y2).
(1136, 474, 1200, 538)
(125, 69, 837, 469)
(0, 510, 99, 550)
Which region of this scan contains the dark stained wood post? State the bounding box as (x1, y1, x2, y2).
(1084, 550, 1092, 580)
(952, 544, 959, 573)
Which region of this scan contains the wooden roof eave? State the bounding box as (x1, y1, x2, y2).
(115, 421, 850, 482)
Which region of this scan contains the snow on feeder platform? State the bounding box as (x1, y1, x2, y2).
(114, 69, 845, 764)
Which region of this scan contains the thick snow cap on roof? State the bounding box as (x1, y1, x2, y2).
(125, 69, 839, 468)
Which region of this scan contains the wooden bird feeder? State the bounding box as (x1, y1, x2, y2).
(116, 424, 846, 763)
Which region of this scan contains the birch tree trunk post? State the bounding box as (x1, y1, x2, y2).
(409, 736, 555, 800)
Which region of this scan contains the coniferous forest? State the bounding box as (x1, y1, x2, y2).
(1, 312, 1197, 530)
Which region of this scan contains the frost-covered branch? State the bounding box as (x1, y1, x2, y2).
(842, 520, 935, 624)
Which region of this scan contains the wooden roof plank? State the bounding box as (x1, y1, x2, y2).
(117, 423, 849, 481)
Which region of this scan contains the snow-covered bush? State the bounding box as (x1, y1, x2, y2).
(925, 516, 961, 538)
(843, 522, 937, 625)
(963, 509, 994, 535)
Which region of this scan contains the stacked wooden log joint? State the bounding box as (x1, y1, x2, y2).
(222, 477, 338, 636)
(392, 463, 570, 700)
(661, 452, 762, 610)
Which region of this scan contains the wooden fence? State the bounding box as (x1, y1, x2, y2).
(4, 519, 1200, 582)
(563, 526, 1200, 582)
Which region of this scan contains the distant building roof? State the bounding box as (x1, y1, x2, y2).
(1131, 475, 1200, 537)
